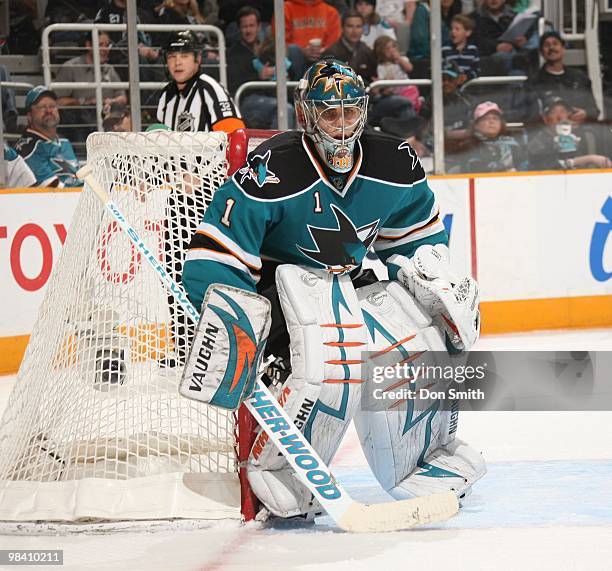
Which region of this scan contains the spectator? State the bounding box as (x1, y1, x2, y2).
(369, 35, 419, 128)
(421, 62, 473, 165)
(0, 65, 18, 132)
(376, 0, 416, 30)
(528, 31, 600, 125)
(442, 14, 480, 85)
(227, 6, 263, 95)
(462, 101, 525, 173)
(45, 0, 101, 26)
(373, 35, 420, 111)
(407, 1, 450, 78)
(441, 0, 463, 29)
(247, 32, 297, 128)
(469, 0, 537, 74)
(3, 144, 36, 188)
(323, 11, 378, 85)
(219, 1, 274, 46)
(156, 0, 220, 66)
(227, 8, 295, 129)
(102, 103, 132, 132)
(326, 0, 350, 17)
(469, 0, 515, 59)
(528, 96, 611, 170)
(279, 0, 342, 68)
(14, 86, 82, 187)
(95, 0, 162, 82)
(355, 0, 397, 49)
(157, 1, 206, 27)
(384, 62, 473, 170)
(507, 0, 539, 13)
(7, 0, 40, 55)
(54, 32, 127, 144)
(199, 0, 221, 25)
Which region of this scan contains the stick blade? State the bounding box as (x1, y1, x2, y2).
(337, 491, 459, 533)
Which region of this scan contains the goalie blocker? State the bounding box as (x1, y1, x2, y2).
(180, 284, 271, 410)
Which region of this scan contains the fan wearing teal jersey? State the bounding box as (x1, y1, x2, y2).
(183, 59, 484, 520)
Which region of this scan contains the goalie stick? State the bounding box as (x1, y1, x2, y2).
(77, 165, 459, 533)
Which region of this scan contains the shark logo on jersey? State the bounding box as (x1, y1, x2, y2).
(238, 150, 280, 188)
(297, 204, 379, 274)
(50, 156, 78, 178)
(398, 141, 420, 170)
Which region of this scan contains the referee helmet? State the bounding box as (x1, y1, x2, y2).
(165, 30, 200, 58)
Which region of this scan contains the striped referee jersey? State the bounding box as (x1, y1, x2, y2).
(157, 72, 245, 132)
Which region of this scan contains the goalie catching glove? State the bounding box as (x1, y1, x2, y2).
(388, 244, 480, 352)
(179, 284, 271, 410)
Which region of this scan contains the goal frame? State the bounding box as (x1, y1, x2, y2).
(0, 128, 280, 529)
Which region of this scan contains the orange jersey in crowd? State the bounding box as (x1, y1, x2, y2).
(276, 0, 341, 50)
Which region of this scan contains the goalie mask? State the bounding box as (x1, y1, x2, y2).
(295, 59, 368, 174)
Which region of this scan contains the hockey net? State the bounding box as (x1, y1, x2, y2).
(0, 129, 276, 528)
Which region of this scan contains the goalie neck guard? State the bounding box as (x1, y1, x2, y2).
(295, 59, 368, 174)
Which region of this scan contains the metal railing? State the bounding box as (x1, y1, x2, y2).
(234, 81, 300, 110)
(41, 24, 227, 133)
(235, 75, 533, 174)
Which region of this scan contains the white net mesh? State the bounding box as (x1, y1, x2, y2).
(0, 131, 242, 523)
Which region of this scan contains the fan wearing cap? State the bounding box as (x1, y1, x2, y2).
(13, 86, 82, 187)
(463, 100, 524, 173)
(156, 31, 245, 133)
(420, 62, 472, 148)
(528, 96, 611, 170)
(528, 31, 599, 124)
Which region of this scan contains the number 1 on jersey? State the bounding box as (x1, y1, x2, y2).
(221, 198, 235, 227)
(314, 191, 323, 213)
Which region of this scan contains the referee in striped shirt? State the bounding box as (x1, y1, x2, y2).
(156, 31, 245, 367)
(157, 31, 245, 133)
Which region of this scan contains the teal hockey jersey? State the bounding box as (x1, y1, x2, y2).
(13, 128, 82, 187)
(183, 130, 447, 311)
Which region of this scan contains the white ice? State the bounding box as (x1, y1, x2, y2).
(0, 328, 611, 571)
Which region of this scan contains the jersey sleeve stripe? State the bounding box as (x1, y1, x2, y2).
(194, 223, 262, 269)
(185, 249, 261, 282)
(378, 205, 439, 239)
(373, 218, 446, 251)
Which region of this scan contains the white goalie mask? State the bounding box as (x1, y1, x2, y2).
(295, 59, 368, 174)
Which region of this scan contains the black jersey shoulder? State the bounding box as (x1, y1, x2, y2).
(14, 130, 43, 158)
(358, 129, 426, 185)
(232, 130, 319, 200)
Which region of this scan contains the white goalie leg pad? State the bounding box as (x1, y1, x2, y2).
(388, 438, 486, 501)
(388, 245, 480, 352)
(248, 266, 367, 518)
(355, 280, 485, 500)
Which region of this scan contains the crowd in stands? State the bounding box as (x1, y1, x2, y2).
(1, 0, 611, 187)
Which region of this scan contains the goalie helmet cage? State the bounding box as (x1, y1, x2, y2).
(0, 128, 277, 529)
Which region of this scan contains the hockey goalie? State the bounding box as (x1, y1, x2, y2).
(181, 59, 486, 520)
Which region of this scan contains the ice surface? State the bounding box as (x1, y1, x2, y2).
(0, 328, 611, 570)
